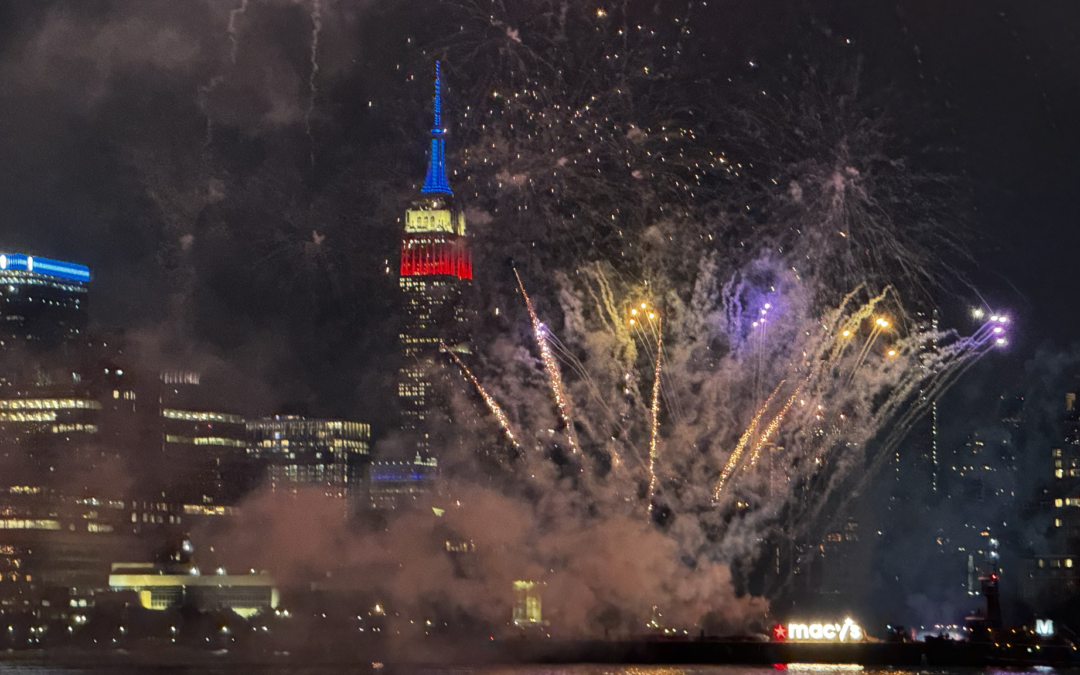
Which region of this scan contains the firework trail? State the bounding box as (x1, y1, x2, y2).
(514, 269, 581, 456)
(228, 0, 251, 66)
(869, 317, 1008, 452)
(646, 318, 663, 518)
(544, 330, 626, 468)
(713, 380, 786, 501)
(848, 316, 890, 382)
(306, 0, 322, 172)
(746, 389, 799, 470)
(197, 0, 251, 147)
(799, 314, 1012, 554)
(442, 342, 522, 453)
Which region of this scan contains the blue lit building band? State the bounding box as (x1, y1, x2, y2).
(421, 61, 453, 195)
(370, 468, 432, 482)
(0, 254, 90, 283)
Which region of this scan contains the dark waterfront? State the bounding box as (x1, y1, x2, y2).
(0, 665, 1060, 675)
(0, 642, 1074, 673)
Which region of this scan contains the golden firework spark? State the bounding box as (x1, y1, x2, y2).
(442, 342, 521, 452)
(713, 381, 785, 501)
(514, 269, 581, 455)
(746, 390, 799, 470)
(647, 318, 663, 518)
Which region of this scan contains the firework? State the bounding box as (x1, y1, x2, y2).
(646, 318, 663, 518)
(514, 269, 580, 455)
(848, 316, 890, 381)
(306, 0, 322, 171)
(420, 1, 1003, 615)
(442, 342, 521, 452)
(712, 380, 786, 501)
(746, 390, 800, 471)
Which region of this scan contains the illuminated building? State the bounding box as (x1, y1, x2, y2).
(512, 580, 544, 628)
(158, 370, 251, 503)
(108, 562, 277, 617)
(0, 393, 103, 485)
(1023, 390, 1080, 610)
(965, 531, 1001, 599)
(161, 406, 248, 502)
(247, 416, 370, 499)
(1057, 392, 1080, 481)
(0, 487, 201, 619)
(950, 430, 1016, 505)
(398, 61, 472, 459)
(367, 455, 438, 509)
(813, 516, 862, 604)
(0, 334, 158, 493)
(893, 308, 941, 496)
(0, 254, 88, 350)
(1047, 391, 1080, 538)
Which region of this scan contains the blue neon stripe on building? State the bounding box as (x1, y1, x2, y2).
(0, 254, 90, 283)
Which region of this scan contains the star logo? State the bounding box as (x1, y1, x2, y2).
(773, 624, 787, 641)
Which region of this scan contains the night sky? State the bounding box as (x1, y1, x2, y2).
(0, 0, 1078, 622)
(0, 2, 1075, 410)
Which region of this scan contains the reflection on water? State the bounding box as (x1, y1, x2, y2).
(410, 666, 1059, 675)
(0, 666, 1063, 675)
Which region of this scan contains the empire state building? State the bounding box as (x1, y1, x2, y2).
(398, 62, 472, 459)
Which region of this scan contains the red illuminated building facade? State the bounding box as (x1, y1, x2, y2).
(398, 62, 472, 459)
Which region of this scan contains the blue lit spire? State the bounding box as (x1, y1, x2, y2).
(421, 61, 452, 195)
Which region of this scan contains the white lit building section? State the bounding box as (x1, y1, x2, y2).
(248, 416, 371, 499)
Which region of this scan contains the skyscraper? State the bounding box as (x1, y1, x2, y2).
(247, 415, 370, 500)
(889, 308, 940, 501)
(159, 371, 249, 504)
(1022, 391, 1080, 612)
(0, 253, 89, 351)
(398, 62, 472, 459)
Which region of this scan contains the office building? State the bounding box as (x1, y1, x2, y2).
(512, 580, 544, 628)
(247, 416, 370, 499)
(1022, 391, 1080, 612)
(159, 371, 248, 502)
(108, 563, 276, 618)
(367, 455, 439, 509)
(398, 61, 472, 460)
(0, 253, 89, 352)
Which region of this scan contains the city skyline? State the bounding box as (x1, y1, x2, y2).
(0, 0, 1077, 650)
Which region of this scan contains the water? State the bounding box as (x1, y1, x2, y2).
(0, 665, 1054, 675)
